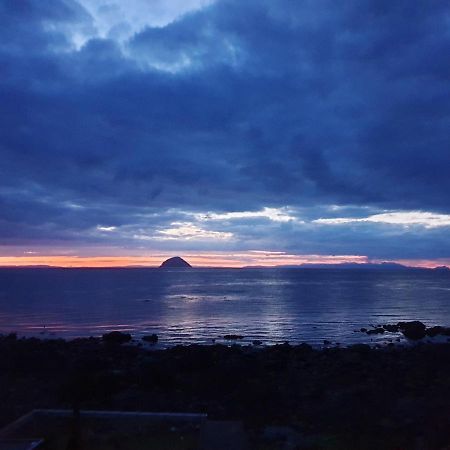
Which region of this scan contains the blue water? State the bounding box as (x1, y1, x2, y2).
(0, 268, 449, 346)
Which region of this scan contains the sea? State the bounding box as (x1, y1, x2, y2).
(0, 268, 449, 346)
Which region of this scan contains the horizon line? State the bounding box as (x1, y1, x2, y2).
(0, 262, 448, 270)
(0, 254, 449, 269)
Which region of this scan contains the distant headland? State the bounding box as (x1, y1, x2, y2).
(159, 256, 192, 269)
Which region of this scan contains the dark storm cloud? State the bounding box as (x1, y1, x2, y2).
(1, 0, 449, 258)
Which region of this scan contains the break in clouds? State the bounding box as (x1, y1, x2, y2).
(1, 0, 450, 261)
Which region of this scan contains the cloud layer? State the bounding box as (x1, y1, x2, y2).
(1, 0, 449, 263)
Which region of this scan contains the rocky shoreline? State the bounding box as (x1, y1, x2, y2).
(358, 321, 450, 340)
(1, 325, 450, 449)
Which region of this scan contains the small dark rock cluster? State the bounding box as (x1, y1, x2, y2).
(102, 331, 132, 345)
(223, 334, 244, 340)
(361, 321, 450, 341)
(397, 321, 427, 340)
(366, 327, 385, 335)
(425, 325, 450, 337)
(142, 334, 158, 344)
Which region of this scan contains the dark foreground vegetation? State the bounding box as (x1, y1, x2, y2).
(1, 331, 450, 449)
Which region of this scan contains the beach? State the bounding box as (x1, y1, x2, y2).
(1, 333, 450, 449)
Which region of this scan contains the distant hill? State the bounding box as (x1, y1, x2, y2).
(159, 256, 192, 269)
(295, 262, 409, 270)
(0, 265, 54, 269)
(433, 266, 450, 272)
(244, 262, 427, 270)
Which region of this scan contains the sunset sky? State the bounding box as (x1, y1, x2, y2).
(1, 0, 450, 268)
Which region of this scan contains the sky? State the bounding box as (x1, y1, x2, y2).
(1, 0, 450, 268)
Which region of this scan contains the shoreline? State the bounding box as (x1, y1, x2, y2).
(1, 330, 450, 449)
(3, 320, 450, 349)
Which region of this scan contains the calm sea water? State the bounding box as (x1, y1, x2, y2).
(0, 268, 449, 346)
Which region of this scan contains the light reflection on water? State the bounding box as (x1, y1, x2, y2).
(0, 268, 449, 346)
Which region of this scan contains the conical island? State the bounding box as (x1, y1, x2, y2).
(159, 256, 192, 268)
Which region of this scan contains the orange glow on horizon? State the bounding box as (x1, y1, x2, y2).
(0, 253, 367, 268)
(0, 253, 448, 268)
